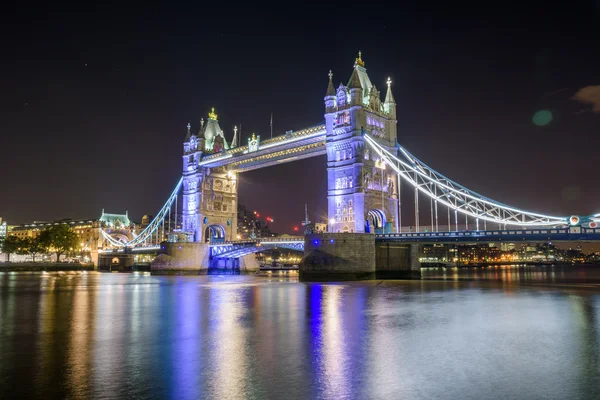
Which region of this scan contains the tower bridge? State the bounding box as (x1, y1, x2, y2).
(98, 52, 600, 278)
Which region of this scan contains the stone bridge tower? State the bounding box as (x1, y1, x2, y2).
(325, 52, 399, 234)
(182, 109, 238, 242)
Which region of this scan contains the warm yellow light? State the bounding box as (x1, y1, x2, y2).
(208, 107, 218, 120)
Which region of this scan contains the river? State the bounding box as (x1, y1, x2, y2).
(1, 266, 599, 399)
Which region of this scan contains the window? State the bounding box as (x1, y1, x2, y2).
(335, 151, 340, 162)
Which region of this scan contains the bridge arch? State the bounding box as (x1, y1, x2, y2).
(205, 224, 226, 243)
(109, 233, 130, 243)
(366, 209, 386, 234)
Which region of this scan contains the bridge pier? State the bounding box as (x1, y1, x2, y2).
(300, 233, 421, 281)
(375, 242, 421, 279)
(151, 242, 210, 275)
(300, 233, 377, 281)
(98, 254, 134, 272)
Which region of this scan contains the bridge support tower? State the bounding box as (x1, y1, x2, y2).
(325, 53, 399, 234)
(182, 112, 238, 243)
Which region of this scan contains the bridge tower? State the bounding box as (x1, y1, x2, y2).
(325, 52, 399, 234)
(182, 109, 238, 242)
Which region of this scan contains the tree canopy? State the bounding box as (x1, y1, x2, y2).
(38, 224, 79, 262)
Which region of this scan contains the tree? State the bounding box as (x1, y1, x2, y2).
(38, 225, 79, 262)
(20, 237, 46, 262)
(1, 235, 22, 262)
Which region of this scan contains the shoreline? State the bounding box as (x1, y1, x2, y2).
(0, 263, 94, 272)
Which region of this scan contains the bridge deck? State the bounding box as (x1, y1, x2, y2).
(376, 228, 600, 243)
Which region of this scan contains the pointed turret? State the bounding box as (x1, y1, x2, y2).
(184, 122, 191, 141)
(202, 108, 230, 152)
(384, 77, 395, 104)
(325, 70, 336, 96)
(347, 51, 374, 106)
(348, 67, 362, 89)
(324, 70, 336, 112)
(384, 77, 396, 117)
(231, 126, 238, 148)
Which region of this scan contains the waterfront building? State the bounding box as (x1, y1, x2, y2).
(5, 211, 136, 265)
(0, 218, 6, 238)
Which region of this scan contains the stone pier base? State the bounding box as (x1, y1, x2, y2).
(300, 233, 376, 281)
(151, 242, 210, 275)
(375, 242, 421, 279)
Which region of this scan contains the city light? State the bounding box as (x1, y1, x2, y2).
(329, 218, 335, 224)
(293, 226, 299, 232)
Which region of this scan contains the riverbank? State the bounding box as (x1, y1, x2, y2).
(422, 261, 600, 268)
(0, 262, 94, 272)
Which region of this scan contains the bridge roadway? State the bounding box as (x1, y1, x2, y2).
(209, 236, 304, 258)
(376, 227, 600, 243)
(100, 227, 600, 258)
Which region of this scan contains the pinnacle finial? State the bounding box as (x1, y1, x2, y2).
(234, 125, 238, 134)
(387, 77, 392, 87)
(328, 70, 333, 80)
(355, 51, 365, 67)
(187, 122, 191, 132)
(208, 107, 218, 120)
(200, 118, 204, 127)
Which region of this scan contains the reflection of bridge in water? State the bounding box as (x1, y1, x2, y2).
(96, 52, 600, 277)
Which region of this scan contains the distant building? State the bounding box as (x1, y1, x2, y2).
(237, 204, 276, 239)
(6, 210, 136, 265)
(421, 244, 449, 262)
(0, 218, 6, 239)
(314, 223, 327, 233)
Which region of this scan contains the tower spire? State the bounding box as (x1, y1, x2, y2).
(385, 77, 395, 104)
(185, 122, 191, 141)
(325, 70, 335, 97)
(232, 125, 238, 148)
(355, 50, 365, 68)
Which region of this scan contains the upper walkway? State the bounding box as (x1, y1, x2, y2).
(198, 125, 326, 172)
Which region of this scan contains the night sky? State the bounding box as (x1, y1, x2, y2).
(2, 3, 599, 234)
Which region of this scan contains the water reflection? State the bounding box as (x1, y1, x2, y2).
(0, 272, 599, 399)
(421, 264, 600, 285)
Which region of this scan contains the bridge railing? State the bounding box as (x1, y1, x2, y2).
(376, 227, 600, 240)
(199, 125, 326, 165)
(213, 236, 304, 246)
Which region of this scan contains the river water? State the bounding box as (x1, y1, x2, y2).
(1, 267, 599, 400)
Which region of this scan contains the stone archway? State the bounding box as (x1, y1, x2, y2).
(366, 209, 386, 234)
(204, 224, 226, 243)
